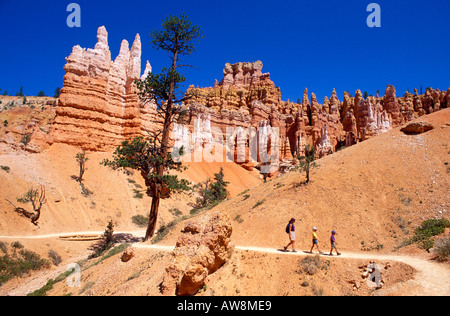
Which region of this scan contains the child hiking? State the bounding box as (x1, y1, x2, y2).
(329, 230, 341, 256)
(284, 218, 296, 252)
(309, 227, 323, 254)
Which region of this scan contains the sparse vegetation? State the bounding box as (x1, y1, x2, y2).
(6, 186, 47, 226)
(275, 183, 285, 189)
(393, 214, 409, 235)
(131, 214, 149, 227)
(234, 215, 244, 223)
(252, 199, 266, 209)
(153, 221, 178, 244)
(54, 87, 61, 98)
(0, 242, 51, 286)
(169, 208, 182, 217)
(89, 220, 116, 258)
(133, 188, 144, 199)
(96, 243, 130, 264)
(400, 219, 450, 251)
(72, 150, 93, 197)
(295, 144, 319, 184)
(0, 165, 10, 173)
(74, 150, 88, 182)
(194, 168, 229, 208)
(433, 238, 450, 262)
(298, 255, 330, 276)
(15, 87, 24, 97)
(27, 279, 55, 296)
(127, 178, 144, 199)
(20, 133, 31, 146)
(48, 250, 62, 266)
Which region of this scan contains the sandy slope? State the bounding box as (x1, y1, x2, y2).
(0, 143, 261, 237)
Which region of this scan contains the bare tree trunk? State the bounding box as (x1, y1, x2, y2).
(31, 212, 41, 225)
(145, 187, 161, 241)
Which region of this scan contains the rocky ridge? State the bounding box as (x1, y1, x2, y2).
(48, 26, 449, 175)
(185, 63, 449, 167)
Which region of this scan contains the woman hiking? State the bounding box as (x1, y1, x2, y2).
(284, 218, 297, 252)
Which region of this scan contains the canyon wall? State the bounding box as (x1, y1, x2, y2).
(183, 62, 449, 165)
(50, 26, 449, 174)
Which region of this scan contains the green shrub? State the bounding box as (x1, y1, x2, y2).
(194, 168, 229, 208)
(0, 165, 10, 173)
(169, 208, 182, 217)
(410, 219, 450, 250)
(413, 219, 450, 241)
(20, 133, 31, 146)
(252, 199, 266, 209)
(131, 214, 148, 227)
(0, 243, 50, 285)
(133, 189, 144, 199)
(27, 279, 55, 296)
(153, 221, 177, 244)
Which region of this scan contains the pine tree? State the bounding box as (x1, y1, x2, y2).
(103, 15, 202, 241)
(54, 87, 61, 98)
(295, 144, 319, 184)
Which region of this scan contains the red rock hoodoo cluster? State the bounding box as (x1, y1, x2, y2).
(51, 26, 156, 151)
(183, 62, 449, 166)
(51, 26, 450, 173)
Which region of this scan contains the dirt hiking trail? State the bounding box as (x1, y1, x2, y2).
(1, 231, 448, 296)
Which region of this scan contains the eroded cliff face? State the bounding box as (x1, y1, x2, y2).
(184, 62, 448, 165)
(50, 26, 448, 175)
(50, 26, 157, 151)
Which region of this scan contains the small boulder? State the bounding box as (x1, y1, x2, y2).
(400, 122, 434, 135)
(121, 247, 135, 263)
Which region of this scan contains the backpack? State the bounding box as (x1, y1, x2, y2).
(285, 223, 291, 234)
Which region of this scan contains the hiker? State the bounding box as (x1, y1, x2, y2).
(309, 227, 322, 254)
(284, 218, 296, 252)
(329, 230, 341, 256)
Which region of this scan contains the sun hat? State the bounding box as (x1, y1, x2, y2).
(313, 227, 317, 230)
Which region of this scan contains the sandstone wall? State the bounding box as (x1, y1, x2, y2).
(185, 62, 449, 164)
(50, 27, 449, 175)
(50, 26, 158, 151)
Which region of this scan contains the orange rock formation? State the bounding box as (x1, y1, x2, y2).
(50, 26, 449, 174)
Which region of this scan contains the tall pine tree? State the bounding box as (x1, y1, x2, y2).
(103, 15, 202, 241)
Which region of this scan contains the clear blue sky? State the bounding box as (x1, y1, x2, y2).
(0, 0, 449, 103)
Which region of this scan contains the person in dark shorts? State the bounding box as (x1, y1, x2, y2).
(329, 230, 341, 256)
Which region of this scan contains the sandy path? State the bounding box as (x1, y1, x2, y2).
(134, 244, 450, 296)
(0, 230, 146, 240)
(1, 232, 448, 296)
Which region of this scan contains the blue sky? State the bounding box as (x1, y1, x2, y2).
(0, 0, 449, 103)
